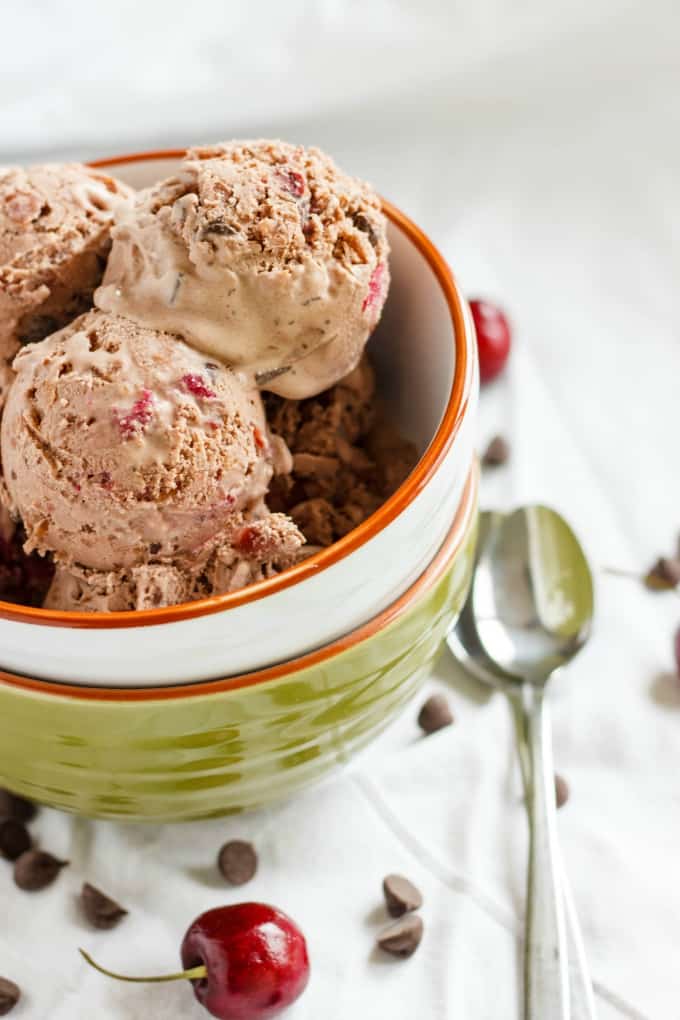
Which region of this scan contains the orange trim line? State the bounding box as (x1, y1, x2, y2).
(0, 149, 472, 630)
(0, 464, 477, 701)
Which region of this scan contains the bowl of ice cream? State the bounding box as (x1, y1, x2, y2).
(0, 143, 478, 819)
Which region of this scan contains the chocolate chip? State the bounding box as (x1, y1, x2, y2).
(376, 914, 424, 958)
(644, 557, 680, 591)
(383, 874, 423, 917)
(217, 840, 258, 886)
(255, 366, 291, 386)
(202, 219, 237, 237)
(0, 789, 37, 823)
(80, 882, 128, 930)
(13, 850, 68, 891)
(0, 977, 20, 1016)
(555, 773, 570, 809)
(352, 212, 378, 247)
(0, 820, 31, 861)
(169, 272, 184, 305)
(482, 434, 510, 467)
(417, 693, 454, 735)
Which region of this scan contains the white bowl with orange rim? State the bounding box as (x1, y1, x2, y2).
(0, 150, 478, 688)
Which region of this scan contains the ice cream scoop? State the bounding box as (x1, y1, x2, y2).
(1, 310, 276, 572)
(95, 141, 389, 399)
(0, 163, 132, 364)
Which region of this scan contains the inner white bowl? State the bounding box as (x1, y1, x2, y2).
(0, 154, 477, 686)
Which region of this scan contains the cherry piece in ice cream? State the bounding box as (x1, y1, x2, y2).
(182, 373, 217, 400)
(79, 902, 310, 1020)
(113, 389, 154, 439)
(469, 299, 512, 383)
(362, 263, 386, 315)
(277, 169, 306, 198)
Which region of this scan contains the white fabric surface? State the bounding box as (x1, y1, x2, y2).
(2, 1, 680, 1017)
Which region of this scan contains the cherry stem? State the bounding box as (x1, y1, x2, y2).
(79, 949, 207, 984)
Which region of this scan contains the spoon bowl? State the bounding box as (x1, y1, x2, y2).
(473, 506, 594, 686)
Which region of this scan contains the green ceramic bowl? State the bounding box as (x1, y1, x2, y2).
(0, 467, 477, 821)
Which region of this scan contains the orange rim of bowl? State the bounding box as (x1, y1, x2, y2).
(0, 463, 477, 700)
(0, 148, 473, 630)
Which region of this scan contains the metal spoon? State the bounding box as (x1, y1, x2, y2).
(472, 506, 594, 1019)
(447, 510, 597, 1018)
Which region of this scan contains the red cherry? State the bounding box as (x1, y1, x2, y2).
(469, 299, 512, 383)
(79, 902, 309, 1020)
(181, 904, 309, 1019)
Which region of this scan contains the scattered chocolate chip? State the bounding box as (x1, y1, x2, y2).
(482, 434, 510, 467)
(80, 882, 128, 930)
(217, 840, 258, 886)
(0, 977, 20, 1016)
(13, 850, 68, 891)
(644, 557, 680, 591)
(555, 773, 570, 809)
(417, 693, 454, 735)
(376, 914, 424, 958)
(0, 820, 31, 861)
(383, 874, 423, 917)
(0, 789, 37, 823)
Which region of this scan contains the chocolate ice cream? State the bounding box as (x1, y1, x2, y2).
(0, 163, 132, 366)
(2, 311, 282, 572)
(265, 357, 417, 548)
(96, 141, 389, 398)
(0, 141, 417, 615)
(44, 511, 303, 611)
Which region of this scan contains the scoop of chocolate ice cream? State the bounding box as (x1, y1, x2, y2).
(0, 163, 132, 364)
(2, 311, 276, 572)
(96, 141, 389, 398)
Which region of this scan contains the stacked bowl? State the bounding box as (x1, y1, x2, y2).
(0, 152, 479, 821)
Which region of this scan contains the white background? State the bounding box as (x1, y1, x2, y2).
(2, 2, 680, 1017)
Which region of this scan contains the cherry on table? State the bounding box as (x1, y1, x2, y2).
(80, 902, 309, 1020)
(468, 299, 512, 383)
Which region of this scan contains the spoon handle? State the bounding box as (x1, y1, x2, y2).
(510, 693, 598, 1019)
(524, 685, 571, 1020)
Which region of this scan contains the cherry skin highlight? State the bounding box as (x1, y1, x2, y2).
(469, 299, 512, 383)
(181, 903, 310, 1020)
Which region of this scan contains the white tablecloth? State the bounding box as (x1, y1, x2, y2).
(2, 2, 680, 1017)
